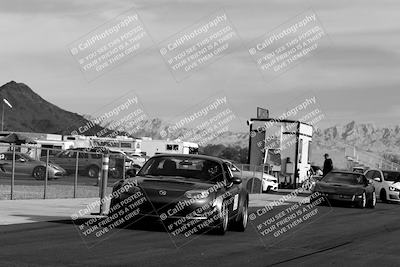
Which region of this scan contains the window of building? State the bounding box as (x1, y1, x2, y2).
(166, 144, 179, 151)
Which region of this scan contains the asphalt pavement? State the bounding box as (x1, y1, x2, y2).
(1, 197, 400, 266)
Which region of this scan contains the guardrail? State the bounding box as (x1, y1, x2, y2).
(344, 145, 400, 171)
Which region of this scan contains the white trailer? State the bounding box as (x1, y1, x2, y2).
(140, 139, 199, 157)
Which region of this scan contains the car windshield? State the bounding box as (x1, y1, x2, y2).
(312, 166, 321, 171)
(382, 171, 400, 182)
(20, 153, 35, 161)
(322, 173, 366, 185)
(138, 156, 223, 183)
(4, 153, 35, 161)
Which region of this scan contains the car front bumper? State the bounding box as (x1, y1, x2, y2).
(388, 192, 400, 202)
(48, 169, 66, 179)
(318, 192, 364, 203)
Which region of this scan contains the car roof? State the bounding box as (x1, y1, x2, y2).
(3, 151, 24, 155)
(329, 170, 365, 175)
(365, 169, 400, 172)
(151, 154, 225, 164)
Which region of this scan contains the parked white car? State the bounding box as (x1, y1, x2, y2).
(224, 160, 278, 192)
(364, 169, 400, 203)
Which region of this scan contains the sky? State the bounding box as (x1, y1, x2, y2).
(0, 0, 399, 132)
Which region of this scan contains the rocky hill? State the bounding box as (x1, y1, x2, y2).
(0, 81, 105, 135)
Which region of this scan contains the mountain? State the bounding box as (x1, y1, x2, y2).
(0, 81, 105, 135)
(313, 121, 400, 154)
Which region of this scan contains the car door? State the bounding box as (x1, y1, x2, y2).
(14, 154, 34, 176)
(0, 152, 13, 174)
(222, 162, 241, 217)
(373, 170, 384, 193)
(366, 170, 376, 187)
(77, 151, 89, 172)
(0, 153, 28, 176)
(53, 151, 76, 172)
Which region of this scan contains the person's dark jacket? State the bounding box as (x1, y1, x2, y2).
(323, 158, 333, 176)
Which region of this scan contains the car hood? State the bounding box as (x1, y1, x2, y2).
(34, 159, 64, 170)
(387, 181, 400, 188)
(119, 176, 224, 215)
(314, 182, 365, 195)
(123, 176, 223, 199)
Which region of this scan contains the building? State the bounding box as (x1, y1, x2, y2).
(247, 118, 313, 188)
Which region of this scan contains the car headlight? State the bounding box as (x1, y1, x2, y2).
(185, 190, 209, 199)
(389, 186, 400, 192)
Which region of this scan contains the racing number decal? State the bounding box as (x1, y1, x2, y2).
(233, 194, 239, 211)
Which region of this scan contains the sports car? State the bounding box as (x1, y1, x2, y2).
(109, 154, 249, 235)
(0, 152, 66, 180)
(311, 171, 376, 208)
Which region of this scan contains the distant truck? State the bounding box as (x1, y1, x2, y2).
(140, 139, 199, 157)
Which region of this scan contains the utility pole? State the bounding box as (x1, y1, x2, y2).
(1, 99, 13, 132)
(1, 101, 4, 132)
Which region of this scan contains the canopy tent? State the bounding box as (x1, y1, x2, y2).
(0, 133, 36, 145)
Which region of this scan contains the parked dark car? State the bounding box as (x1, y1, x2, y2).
(312, 171, 376, 208)
(44, 149, 103, 178)
(44, 147, 137, 179)
(110, 154, 249, 235)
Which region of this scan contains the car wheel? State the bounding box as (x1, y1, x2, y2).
(357, 192, 366, 209)
(262, 185, 270, 193)
(231, 198, 248, 232)
(32, 166, 46, 180)
(380, 189, 388, 203)
(367, 191, 376, 208)
(87, 165, 100, 178)
(213, 201, 229, 235)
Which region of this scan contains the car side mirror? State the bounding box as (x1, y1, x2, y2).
(19, 158, 26, 162)
(368, 179, 373, 184)
(373, 177, 382, 182)
(232, 177, 242, 184)
(126, 169, 137, 178)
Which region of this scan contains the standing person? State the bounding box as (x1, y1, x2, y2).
(323, 153, 333, 176)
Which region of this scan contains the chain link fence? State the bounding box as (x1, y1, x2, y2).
(0, 142, 299, 199)
(0, 143, 130, 200)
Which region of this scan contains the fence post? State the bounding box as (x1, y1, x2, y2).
(98, 170, 102, 198)
(122, 155, 126, 180)
(251, 165, 256, 194)
(100, 154, 109, 215)
(260, 164, 264, 194)
(10, 145, 15, 200)
(43, 149, 49, 199)
(74, 151, 79, 198)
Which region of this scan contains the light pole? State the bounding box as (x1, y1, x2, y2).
(1, 98, 13, 132)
